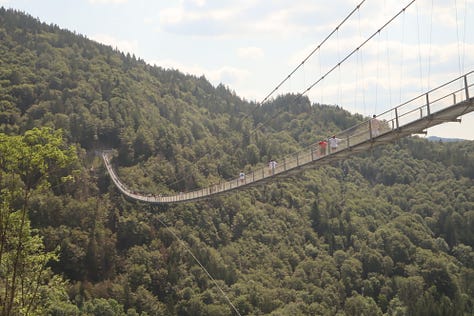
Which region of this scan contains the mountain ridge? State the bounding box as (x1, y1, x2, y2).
(427, 135, 468, 142)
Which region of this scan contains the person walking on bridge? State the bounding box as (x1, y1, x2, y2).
(371, 114, 380, 137)
(239, 171, 246, 183)
(329, 135, 340, 153)
(318, 139, 327, 156)
(269, 160, 277, 175)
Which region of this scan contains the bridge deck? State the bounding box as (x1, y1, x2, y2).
(103, 71, 474, 204)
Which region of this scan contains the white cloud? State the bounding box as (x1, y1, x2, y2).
(90, 34, 138, 55)
(155, 0, 429, 41)
(143, 17, 154, 25)
(238, 46, 264, 59)
(159, 7, 185, 25)
(189, 0, 206, 7)
(159, 4, 235, 26)
(241, 3, 329, 38)
(157, 1, 328, 38)
(88, 0, 128, 3)
(149, 58, 251, 88)
(210, 66, 251, 86)
(157, 3, 241, 38)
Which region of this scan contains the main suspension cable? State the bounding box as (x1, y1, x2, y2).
(158, 0, 371, 190)
(251, 0, 418, 134)
(258, 0, 367, 105)
(299, 0, 417, 100)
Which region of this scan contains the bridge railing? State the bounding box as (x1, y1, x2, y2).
(332, 71, 474, 145)
(176, 146, 318, 201)
(376, 71, 473, 132)
(105, 71, 473, 203)
(171, 71, 474, 202)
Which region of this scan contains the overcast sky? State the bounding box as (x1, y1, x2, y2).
(2, 0, 474, 139)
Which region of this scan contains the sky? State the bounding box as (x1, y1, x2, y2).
(2, 0, 474, 139)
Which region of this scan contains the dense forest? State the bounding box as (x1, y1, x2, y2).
(0, 8, 473, 316)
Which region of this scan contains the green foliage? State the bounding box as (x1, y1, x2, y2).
(82, 298, 126, 316)
(0, 7, 473, 315)
(0, 127, 78, 315)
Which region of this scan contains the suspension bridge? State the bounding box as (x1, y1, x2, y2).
(103, 70, 474, 204)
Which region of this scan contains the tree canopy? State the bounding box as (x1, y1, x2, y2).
(0, 7, 473, 315)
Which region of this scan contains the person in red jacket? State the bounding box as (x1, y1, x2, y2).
(318, 140, 327, 156)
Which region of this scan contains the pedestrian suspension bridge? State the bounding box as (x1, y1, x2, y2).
(103, 71, 474, 204)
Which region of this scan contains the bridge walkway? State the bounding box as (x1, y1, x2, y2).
(103, 71, 474, 204)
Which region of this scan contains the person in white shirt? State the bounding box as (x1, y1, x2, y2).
(371, 114, 380, 137)
(239, 171, 245, 183)
(269, 160, 277, 174)
(329, 135, 340, 152)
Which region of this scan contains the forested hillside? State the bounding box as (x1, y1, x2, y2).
(1, 8, 473, 315)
